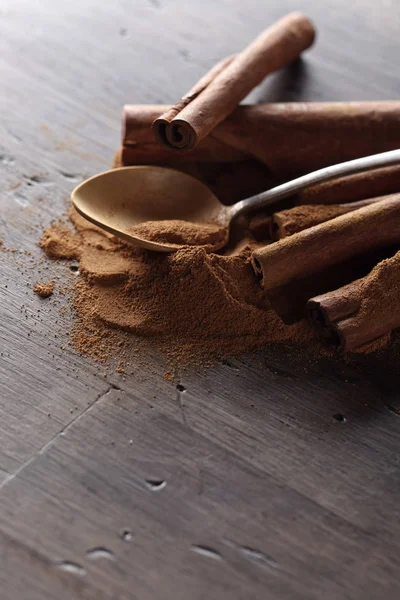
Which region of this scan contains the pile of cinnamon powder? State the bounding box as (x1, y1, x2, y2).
(40, 207, 313, 369)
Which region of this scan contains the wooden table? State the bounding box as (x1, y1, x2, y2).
(1, 1, 400, 598)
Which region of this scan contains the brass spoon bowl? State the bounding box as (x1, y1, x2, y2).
(72, 166, 230, 252)
(72, 149, 400, 253)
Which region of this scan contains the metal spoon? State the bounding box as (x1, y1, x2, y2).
(72, 149, 400, 253)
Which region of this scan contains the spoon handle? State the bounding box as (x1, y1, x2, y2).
(230, 148, 400, 219)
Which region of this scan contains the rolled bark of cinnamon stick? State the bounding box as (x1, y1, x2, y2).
(252, 196, 400, 289)
(122, 102, 400, 181)
(151, 55, 235, 151)
(123, 105, 252, 164)
(297, 164, 400, 205)
(308, 251, 400, 351)
(264, 246, 398, 325)
(152, 13, 315, 151)
(271, 196, 387, 240)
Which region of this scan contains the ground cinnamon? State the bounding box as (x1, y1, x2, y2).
(40, 196, 400, 364)
(33, 280, 55, 298)
(40, 208, 313, 367)
(127, 220, 227, 249)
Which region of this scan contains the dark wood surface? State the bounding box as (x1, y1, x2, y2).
(1, 1, 400, 598)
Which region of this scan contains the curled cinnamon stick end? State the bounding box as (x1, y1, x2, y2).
(153, 12, 315, 151)
(308, 251, 400, 351)
(263, 246, 398, 325)
(122, 104, 253, 164)
(308, 293, 360, 348)
(251, 195, 400, 290)
(152, 56, 236, 151)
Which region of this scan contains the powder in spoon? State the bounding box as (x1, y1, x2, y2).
(127, 219, 228, 250)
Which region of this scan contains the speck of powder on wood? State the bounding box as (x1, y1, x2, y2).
(33, 280, 55, 298)
(116, 360, 126, 374)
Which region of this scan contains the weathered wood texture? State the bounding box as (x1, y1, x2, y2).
(1, 0, 400, 598)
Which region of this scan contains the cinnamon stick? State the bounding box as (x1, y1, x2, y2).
(308, 251, 400, 351)
(123, 105, 251, 164)
(251, 196, 400, 290)
(264, 245, 398, 325)
(152, 13, 316, 151)
(271, 196, 386, 240)
(122, 102, 400, 182)
(151, 55, 235, 149)
(297, 164, 400, 205)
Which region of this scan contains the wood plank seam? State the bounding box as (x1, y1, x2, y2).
(0, 385, 116, 492)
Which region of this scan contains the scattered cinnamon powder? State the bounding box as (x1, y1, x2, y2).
(40, 222, 81, 259)
(40, 205, 315, 367)
(116, 360, 126, 374)
(33, 280, 55, 298)
(39, 199, 398, 369)
(127, 219, 227, 250)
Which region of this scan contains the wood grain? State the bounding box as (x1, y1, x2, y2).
(1, 0, 400, 598)
(2, 388, 400, 600)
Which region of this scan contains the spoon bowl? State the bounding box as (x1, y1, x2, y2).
(72, 149, 400, 253)
(72, 166, 230, 252)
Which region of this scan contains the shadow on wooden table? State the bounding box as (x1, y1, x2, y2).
(215, 336, 400, 428)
